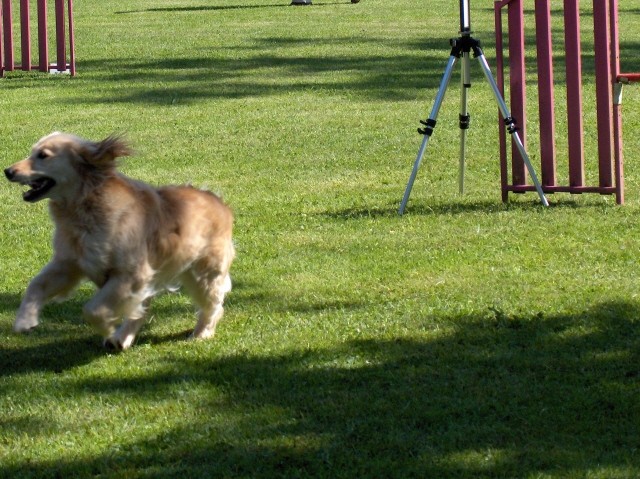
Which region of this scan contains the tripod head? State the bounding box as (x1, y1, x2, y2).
(449, 0, 481, 57)
(459, 0, 471, 35)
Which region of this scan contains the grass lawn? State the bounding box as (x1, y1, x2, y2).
(1, 0, 640, 477)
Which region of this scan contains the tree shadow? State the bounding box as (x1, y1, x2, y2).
(116, 1, 350, 14)
(8, 19, 631, 105)
(117, 4, 287, 14)
(2, 35, 452, 105)
(3, 300, 638, 477)
(8, 4, 638, 105)
(71, 52, 441, 104)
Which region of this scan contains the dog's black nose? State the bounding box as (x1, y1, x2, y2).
(4, 168, 14, 180)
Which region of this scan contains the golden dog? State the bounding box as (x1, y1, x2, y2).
(4, 132, 235, 350)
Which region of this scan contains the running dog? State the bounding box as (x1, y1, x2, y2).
(4, 132, 235, 350)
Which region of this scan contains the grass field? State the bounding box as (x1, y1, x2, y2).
(1, 0, 640, 477)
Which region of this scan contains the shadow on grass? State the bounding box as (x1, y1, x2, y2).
(0, 334, 104, 375)
(0, 295, 105, 375)
(318, 197, 616, 220)
(0, 35, 458, 103)
(65, 39, 447, 104)
(6, 5, 640, 105)
(3, 301, 639, 477)
(10, 36, 638, 105)
(116, 1, 350, 14)
(319, 201, 517, 219)
(117, 4, 286, 14)
(0, 292, 21, 313)
(0, 277, 367, 370)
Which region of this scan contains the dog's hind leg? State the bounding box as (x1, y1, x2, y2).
(14, 260, 84, 332)
(182, 268, 232, 340)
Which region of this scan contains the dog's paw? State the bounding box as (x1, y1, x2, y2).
(103, 337, 124, 352)
(103, 334, 137, 351)
(189, 328, 216, 340)
(13, 317, 39, 333)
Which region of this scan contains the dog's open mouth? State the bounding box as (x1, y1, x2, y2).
(22, 177, 56, 202)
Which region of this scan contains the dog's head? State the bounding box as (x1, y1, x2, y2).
(4, 132, 132, 203)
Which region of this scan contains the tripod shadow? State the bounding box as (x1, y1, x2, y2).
(320, 198, 551, 221)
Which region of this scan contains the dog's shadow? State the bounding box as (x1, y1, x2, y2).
(1, 279, 277, 372)
(0, 292, 23, 314)
(0, 331, 105, 376)
(0, 293, 106, 375)
(0, 287, 228, 373)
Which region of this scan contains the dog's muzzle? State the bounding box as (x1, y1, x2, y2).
(4, 167, 57, 202)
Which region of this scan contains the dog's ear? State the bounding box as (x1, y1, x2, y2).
(80, 134, 132, 169)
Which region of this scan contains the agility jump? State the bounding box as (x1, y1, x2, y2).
(400, 0, 637, 212)
(495, 0, 634, 204)
(0, 0, 75, 76)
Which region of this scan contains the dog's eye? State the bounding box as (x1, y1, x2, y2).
(36, 151, 49, 160)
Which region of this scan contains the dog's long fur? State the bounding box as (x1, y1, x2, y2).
(4, 132, 235, 350)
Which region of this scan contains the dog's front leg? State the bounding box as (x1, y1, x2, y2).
(82, 275, 148, 350)
(14, 260, 84, 332)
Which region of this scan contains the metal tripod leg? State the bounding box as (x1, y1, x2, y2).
(475, 52, 550, 207)
(459, 51, 471, 194)
(399, 54, 458, 215)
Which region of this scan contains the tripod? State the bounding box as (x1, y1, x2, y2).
(398, 0, 549, 214)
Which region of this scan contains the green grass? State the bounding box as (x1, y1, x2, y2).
(1, 0, 640, 477)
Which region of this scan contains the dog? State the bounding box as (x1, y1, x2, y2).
(4, 132, 235, 350)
